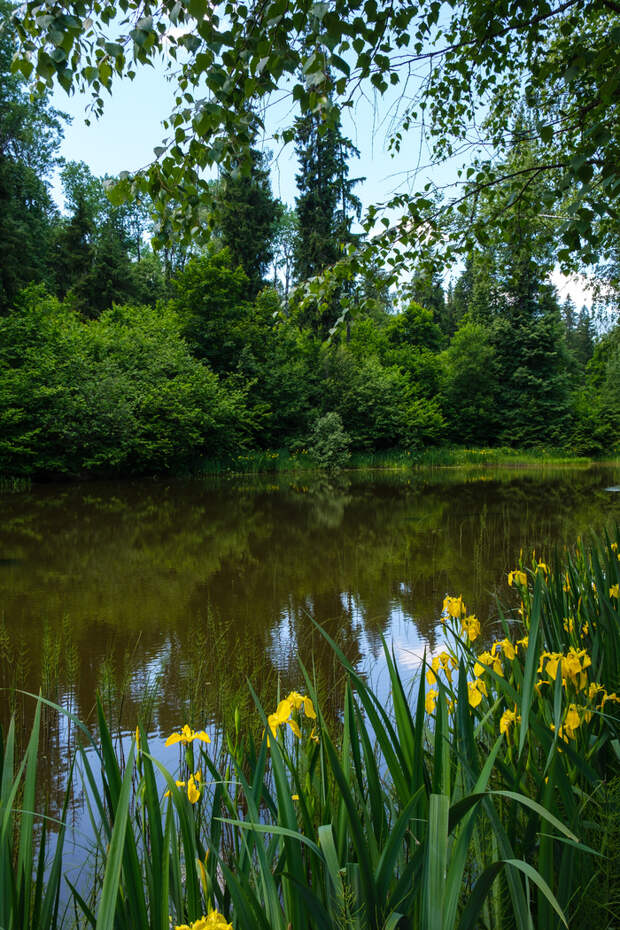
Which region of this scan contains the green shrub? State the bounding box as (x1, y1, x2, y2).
(308, 411, 351, 472)
(0, 288, 253, 476)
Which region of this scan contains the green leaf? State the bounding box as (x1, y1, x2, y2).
(423, 793, 449, 930)
(95, 745, 135, 930)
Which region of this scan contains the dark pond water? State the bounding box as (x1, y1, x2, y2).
(1, 464, 619, 824)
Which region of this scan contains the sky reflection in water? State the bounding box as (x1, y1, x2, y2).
(1, 463, 619, 824)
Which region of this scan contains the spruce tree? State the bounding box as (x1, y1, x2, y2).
(293, 103, 362, 337)
(572, 306, 596, 370)
(215, 147, 281, 300)
(294, 111, 362, 280)
(408, 269, 445, 330)
(51, 196, 95, 301)
(52, 162, 138, 315)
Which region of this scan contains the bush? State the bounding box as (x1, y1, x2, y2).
(307, 411, 351, 472)
(0, 288, 252, 476)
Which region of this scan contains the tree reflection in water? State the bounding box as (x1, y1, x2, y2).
(0, 464, 619, 822)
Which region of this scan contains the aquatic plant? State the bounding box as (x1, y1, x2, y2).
(2, 530, 618, 929)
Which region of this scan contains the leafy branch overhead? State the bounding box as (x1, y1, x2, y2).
(12, 0, 620, 277)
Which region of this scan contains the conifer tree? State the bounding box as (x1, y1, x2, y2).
(0, 0, 62, 311)
(215, 146, 281, 300)
(293, 101, 362, 338)
(52, 162, 138, 315)
(572, 306, 596, 370)
(294, 109, 362, 283)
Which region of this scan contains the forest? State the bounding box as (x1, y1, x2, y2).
(2, 4, 620, 930)
(1, 0, 619, 478)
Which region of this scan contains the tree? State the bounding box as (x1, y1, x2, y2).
(52, 161, 137, 315)
(13, 0, 620, 283)
(294, 108, 362, 283)
(170, 249, 251, 373)
(571, 322, 620, 454)
(214, 145, 281, 299)
(271, 205, 299, 306)
(0, 0, 63, 311)
(307, 412, 351, 472)
(572, 305, 596, 371)
(406, 269, 446, 334)
(293, 104, 362, 337)
(0, 287, 253, 475)
(441, 322, 499, 445)
(51, 195, 94, 301)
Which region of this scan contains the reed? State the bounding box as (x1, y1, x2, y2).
(2, 530, 618, 930)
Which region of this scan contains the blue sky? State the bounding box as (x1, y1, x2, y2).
(51, 66, 434, 214)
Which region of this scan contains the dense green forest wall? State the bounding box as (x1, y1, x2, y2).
(0, 1, 618, 478)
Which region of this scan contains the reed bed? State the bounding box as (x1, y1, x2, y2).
(1, 531, 619, 930)
(193, 446, 593, 477)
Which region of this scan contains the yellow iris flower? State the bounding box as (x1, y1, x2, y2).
(561, 704, 582, 740)
(266, 692, 318, 744)
(508, 570, 527, 588)
(474, 650, 502, 678)
(497, 638, 515, 661)
(165, 725, 211, 747)
(187, 772, 201, 804)
(467, 681, 485, 707)
(443, 595, 465, 619)
(164, 770, 202, 804)
(461, 615, 481, 642)
(430, 652, 458, 683)
(500, 708, 518, 735)
(425, 689, 438, 714)
(268, 699, 293, 737)
(286, 691, 317, 719)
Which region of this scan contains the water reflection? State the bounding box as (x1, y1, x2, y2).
(1, 464, 619, 816)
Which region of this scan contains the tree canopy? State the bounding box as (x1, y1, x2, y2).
(0, 0, 64, 310)
(12, 0, 620, 290)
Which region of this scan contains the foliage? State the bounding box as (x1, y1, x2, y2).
(51, 161, 144, 316)
(307, 411, 351, 473)
(570, 324, 620, 456)
(3, 532, 619, 929)
(320, 347, 444, 452)
(0, 701, 71, 930)
(1, 0, 618, 475)
(293, 105, 362, 281)
(170, 250, 251, 373)
(271, 204, 299, 304)
(0, 287, 253, 476)
(293, 104, 362, 337)
(0, 0, 63, 312)
(440, 322, 498, 446)
(214, 146, 281, 299)
(12, 0, 620, 287)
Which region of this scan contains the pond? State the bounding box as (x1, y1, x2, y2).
(1, 463, 619, 822)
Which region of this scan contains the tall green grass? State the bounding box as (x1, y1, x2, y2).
(2, 530, 618, 930)
(408, 446, 590, 468)
(0, 475, 31, 492)
(193, 446, 594, 477)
